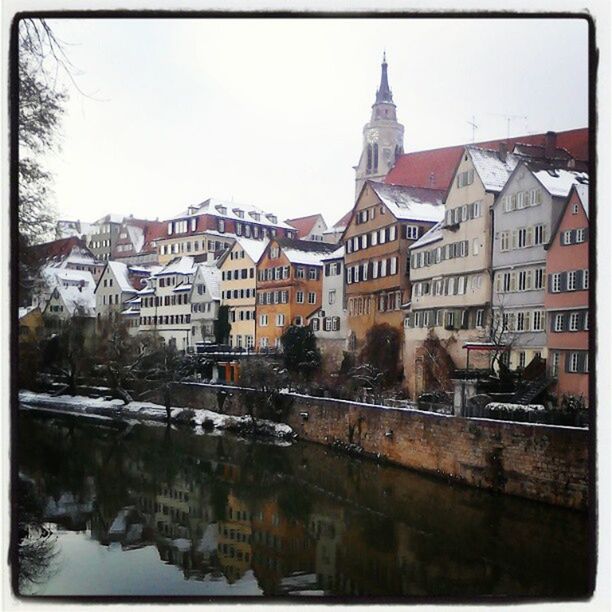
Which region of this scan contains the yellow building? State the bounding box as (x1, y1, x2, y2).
(217, 238, 268, 350)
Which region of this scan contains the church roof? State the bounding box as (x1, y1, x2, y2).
(375, 53, 394, 105)
(384, 128, 588, 191)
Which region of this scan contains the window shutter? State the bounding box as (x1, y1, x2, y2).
(570, 229, 577, 244)
(562, 313, 570, 331)
(512, 230, 518, 249)
(576, 270, 583, 289)
(584, 227, 589, 242)
(577, 311, 587, 330)
(560, 272, 567, 292)
(577, 352, 586, 373)
(565, 352, 571, 373)
(547, 274, 553, 292)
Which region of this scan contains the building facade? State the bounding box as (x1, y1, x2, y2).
(218, 238, 268, 350)
(544, 184, 590, 404)
(86, 214, 124, 261)
(491, 162, 588, 369)
(255, 238, 335, 350)
(307, 245, 347, 370)
(157, 199, 296, 265)
(138, 256, 195, 350)
(403, 146, 523, 396)
(344, 181, 444, 353)
(286, 214, 328, 242)
(190, 262, 221, 346)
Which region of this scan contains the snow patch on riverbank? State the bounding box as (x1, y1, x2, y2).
(19, 391, 294, 439)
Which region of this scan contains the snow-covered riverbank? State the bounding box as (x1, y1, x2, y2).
(18, 390, 294, 439)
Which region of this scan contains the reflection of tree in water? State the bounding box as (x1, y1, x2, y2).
(15, 478, 60, 594)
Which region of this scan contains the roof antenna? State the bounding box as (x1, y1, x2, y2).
(467, 116, 478, 143)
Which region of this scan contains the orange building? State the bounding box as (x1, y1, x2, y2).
(343, 181, 444, 351)
(544, 183, 590, 404)
(255, 238, 336, 350)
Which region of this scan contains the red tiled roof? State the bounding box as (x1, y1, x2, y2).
(29, 236, 87, 261)
(285, 214, 323, 239)
(141, 220, 167, 254)
(331, 210, 353, 229)
(385, 128, 589, 190)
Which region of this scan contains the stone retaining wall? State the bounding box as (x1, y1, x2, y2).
(160, 382, 590, 510)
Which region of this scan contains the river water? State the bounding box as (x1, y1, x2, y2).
(15, 410, 591, 599)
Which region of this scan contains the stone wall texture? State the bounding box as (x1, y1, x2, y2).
(165, 382, 589, 510)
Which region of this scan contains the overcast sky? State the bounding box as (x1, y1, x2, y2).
(41, 17, 588, 227)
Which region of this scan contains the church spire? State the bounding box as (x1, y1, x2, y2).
(375, 52, 394, 105)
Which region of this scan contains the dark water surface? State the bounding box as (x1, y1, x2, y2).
(15, 409, 591, 599)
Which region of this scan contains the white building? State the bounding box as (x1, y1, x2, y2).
(190, 262, 222, 346)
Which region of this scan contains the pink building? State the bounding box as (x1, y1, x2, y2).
(544, 182, 590, 405)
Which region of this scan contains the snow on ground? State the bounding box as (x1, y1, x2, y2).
(19, 390, 294, 438)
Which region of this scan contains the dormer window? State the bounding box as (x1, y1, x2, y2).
(217, 219, 225, 233)
(234, 208, 244, 218)
(266, 213, 278, 224)
(250, 211, 261, 221)
(216, 205, 227, 215)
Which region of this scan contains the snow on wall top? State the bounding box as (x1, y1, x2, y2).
(126, 223, 145, 253)
(532, 169, 589, 198)
(369, 181, 445, 223)
(57, 282, 96, 316)
(282, 248, 330, 266)
(467, 147, 522, 192)
(321, 244, 345, 260)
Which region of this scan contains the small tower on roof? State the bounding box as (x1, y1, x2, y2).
(354, 53, 405, 199)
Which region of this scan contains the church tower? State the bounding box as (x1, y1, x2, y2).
(354, 54, 405, 198)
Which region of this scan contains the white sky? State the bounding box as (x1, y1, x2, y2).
(42, 17, 588, 227)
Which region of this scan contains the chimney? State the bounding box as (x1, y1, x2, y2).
(498, 141, 508, 162)
(544, 131, 557, 159)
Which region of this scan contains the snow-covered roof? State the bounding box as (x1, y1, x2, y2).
(321, 244, 345, 260)
(55, 282, 96, 316)
(107, 261, 137, 293)
(196, 263, 221, 300)
(409, 220, 445, 250)
(129, 265, 162, 276)
(532, 169, 589, 198)
(173, 198, 293, 230)
(197, 524, 218, 554)
(43, 266, 96, 289)
(154, 256, 195, 276)
(467, 147, 522, 192)
(233, 237, 270, 264)
(121, 307, 139, 316)
(173, 283, 192, 292)
(369, 182, 445, 223)
(126, 223, 145, 253)
(574, 183, 589, 218)
(283, 248, 329, 266)
(63, 247, 100, 267)
(19, 305, 37, 319)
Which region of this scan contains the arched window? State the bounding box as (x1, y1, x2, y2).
(366, 144, 372, 173)
(373, 143, 379, 173)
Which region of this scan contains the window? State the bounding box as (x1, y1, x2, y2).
(572, 203, 579, 214)
(259, 314, 268, 326)
(499, 231, 509, 252)
(534, 268, 545, 290)
(517, 228, 527, 248)
(473, 238, 480, 255)
(569, 312, 580, 331)
(551, 352, 560, 377)
(554, 313, 564, 332)
(567, 271, 577, 291)
(294, 316, 303, 326)
(518, 352, 526, 368)
(562, 230, 572, 245)
(576, 228, 586, 243)
(518, 271, 527, 291)
(270, 246, 280, 258)
(296, 291, 304, 304)
(308, 268, 318, 280)
(296, 267, 305, 279)
(445, 311, 455, 329)
(532, 310, 544, 331)
(476, 309, 484, 328)
(308, 292, 316, 304)
(405, 225, 419, 240)
(534, 224, 546, 245)
(276, 313, 285, 327)
(568, 352, 580, 373)
(328, 290, 336, 305)
(551, 273, 561, 293)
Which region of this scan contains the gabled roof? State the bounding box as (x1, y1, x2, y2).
(217, 237, 270, 267)
(93, 213, 125, 225)
(323, 210, 353, 235)
(574, 183, 589, 218)
(29, 236, 89, 262)
(547, 183, 590, 250)
(46, 276, 96, 317)
(368, 181, 445, 222)
(532, 168, 589, 198)
(467, 147, 522, 193)
(195, 263, 221, 300)
(384, 128, 588, 190)
(285, 214, 326, 238)
(107, 261, 138, 293)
